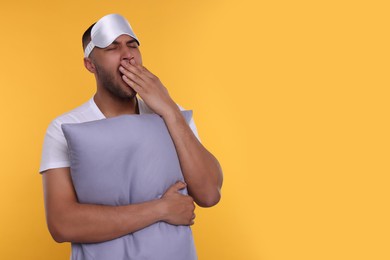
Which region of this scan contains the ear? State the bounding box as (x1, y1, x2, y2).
(84, 57, 96, 73)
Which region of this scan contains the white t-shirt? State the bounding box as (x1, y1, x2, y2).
(40, 97, 199, 173)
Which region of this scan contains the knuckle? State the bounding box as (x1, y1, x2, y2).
(151, 75, 159, 82)
(132, 67, 140, 74)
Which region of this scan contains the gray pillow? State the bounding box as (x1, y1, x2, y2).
(62, 111, 197, 260)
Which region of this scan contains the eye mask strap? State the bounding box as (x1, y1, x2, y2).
(84, 41, 95, 58)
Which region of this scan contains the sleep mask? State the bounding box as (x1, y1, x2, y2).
(84, 14, 140, 57)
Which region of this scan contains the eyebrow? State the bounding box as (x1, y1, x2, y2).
(111, 39, 138, 45)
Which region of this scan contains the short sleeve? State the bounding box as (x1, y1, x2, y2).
(187, 115, 201, 142)
(176, 104, 201, 142)
(39, 120, 71, 173)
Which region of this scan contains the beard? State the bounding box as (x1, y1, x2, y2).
(95, 63, 136, 101)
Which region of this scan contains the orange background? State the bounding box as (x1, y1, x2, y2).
(0, 0, 389, 259)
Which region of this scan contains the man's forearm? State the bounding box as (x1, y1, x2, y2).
(117, 60, 223, 207)
(162, 109, 223, 207)
(43, 168, 195, 244)
(47, 198, 164, 243)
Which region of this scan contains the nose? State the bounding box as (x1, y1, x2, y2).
(121, 46, 134, 63)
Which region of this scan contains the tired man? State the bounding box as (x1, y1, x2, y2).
(40, 14, 223, 260)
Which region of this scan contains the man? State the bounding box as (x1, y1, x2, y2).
(40, 13, 223, 259)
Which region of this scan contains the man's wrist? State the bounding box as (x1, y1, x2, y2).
(154, 197, 169, 222)
(161, 106, 184, 125)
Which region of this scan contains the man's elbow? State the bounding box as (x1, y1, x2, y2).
(196, 190, 221, 208)
(47, 218, 72, 243)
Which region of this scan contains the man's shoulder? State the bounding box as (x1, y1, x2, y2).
(45, 99, 99, 134)
(52, 98, 101, 125)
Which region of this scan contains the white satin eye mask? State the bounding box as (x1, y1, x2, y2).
(84, 14, 140, 58)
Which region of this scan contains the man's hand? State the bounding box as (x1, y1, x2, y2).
(43, 169, 196, 244)
(159, 182, 196, 226)
(119, 59, 179, 118)
(120, 60, 223, 208)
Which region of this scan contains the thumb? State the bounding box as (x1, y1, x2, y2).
(167, 181, 187, 193)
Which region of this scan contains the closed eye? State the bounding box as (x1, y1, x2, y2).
(127, 43, 139, 48)
(105, 45, 118, 51)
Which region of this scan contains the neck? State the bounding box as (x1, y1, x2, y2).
(94, 90, 139, 118)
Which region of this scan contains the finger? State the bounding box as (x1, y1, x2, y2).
(122, 75, 142, 93)
(119, 66, 145, 87)
(121, 60, 149, 80)
(136, 65, 157, 80)
(167, 181, 187, 193)
(188, 214, 195, 225)
(121, 60, 156, 81)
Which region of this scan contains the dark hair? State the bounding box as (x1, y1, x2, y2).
(82, 23, 96, 51)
